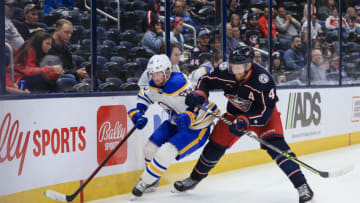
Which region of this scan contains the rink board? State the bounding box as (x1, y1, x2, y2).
(1, 87, 360, 202)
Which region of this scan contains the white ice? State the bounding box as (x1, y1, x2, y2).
(89, 144, 360, 203)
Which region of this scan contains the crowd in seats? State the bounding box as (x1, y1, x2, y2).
(4, 0, 360, 94)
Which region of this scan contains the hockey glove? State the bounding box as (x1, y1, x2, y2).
(128, 106, 148, 130)
(229, 115, 249, 137)
(185, 90, 207, 110)
(175, 112, 194, 129)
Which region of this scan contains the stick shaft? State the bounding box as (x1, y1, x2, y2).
(66, 126, 136, 201)
(197, 105, 329, 178)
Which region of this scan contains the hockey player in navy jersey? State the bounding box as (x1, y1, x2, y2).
(128, 54, 220, 199)
(174, 46, 314, 203)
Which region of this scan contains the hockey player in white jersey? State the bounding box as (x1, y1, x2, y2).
(128, 54, 220, 199)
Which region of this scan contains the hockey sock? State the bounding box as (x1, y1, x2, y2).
(141, 143, 178, 184)
(265, 138, 307, 188)
(190, 141, 227, 181)
(144, 141, 159, 166)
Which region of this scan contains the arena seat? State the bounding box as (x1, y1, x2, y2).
(73, 82, 91, 92)
(120, 82, 140, 91)
(112, 45, 130, 59)
(57, 77, 78, 92)
(105, 77, 124, 88)
(98, 82, 121, 91)
(105, 28, 121, 44)
(97, 45, 112, 60)
(127, 77, 140, 83)
(71, 25, 85, 44)
(72, 55, 85, 69)
(111, 56, 127, 67)
(103, 40, 116, 50)
(133, 0, 147, 11)
(135, 57, 149, 71)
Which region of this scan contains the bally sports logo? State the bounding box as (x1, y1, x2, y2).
(97, 105, 127, 166)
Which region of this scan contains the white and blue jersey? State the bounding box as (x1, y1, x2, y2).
(129, 72, 220, 160)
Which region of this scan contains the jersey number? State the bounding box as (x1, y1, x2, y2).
(269, 88, 275, 100)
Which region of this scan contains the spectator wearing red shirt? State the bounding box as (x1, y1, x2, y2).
(258, 8, 278, 40)
(6, 31, 64, 92)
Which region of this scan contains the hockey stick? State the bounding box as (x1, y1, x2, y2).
(44, 126, 137, 202)
(197, 105, 354, 178)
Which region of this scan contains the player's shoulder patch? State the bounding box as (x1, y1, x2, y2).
(258, 73, 270, 84)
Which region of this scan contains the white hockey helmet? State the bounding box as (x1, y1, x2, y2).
(147, 54, 172, 80)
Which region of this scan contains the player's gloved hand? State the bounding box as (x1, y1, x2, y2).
(185, 90, 207, 110)
(128, 106, 148, 130)
(229, 115, 249, 137)
(175, 112, 193, 129)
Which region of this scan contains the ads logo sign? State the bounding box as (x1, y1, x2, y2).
(97, 105, 127, 166)
(285, 92, 321, 129)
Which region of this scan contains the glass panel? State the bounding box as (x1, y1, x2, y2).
(170, 0, 220, 76)
(342, 4, 360, 85)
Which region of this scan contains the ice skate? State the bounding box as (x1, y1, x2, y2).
(144, 179, 160, 193)
(172, 177, 199, 192)
(297, 183, 314, 203)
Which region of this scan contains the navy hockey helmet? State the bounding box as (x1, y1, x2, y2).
(229, 45, 254, 65)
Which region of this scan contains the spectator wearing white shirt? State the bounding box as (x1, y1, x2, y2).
(276, 6, 301, 39)
(325, 7, 350, 30)
(301, 13, 323, 40)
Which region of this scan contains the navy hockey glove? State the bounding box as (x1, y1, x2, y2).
(229, 115, 249, 137)
(175, 112, 194, 129)
(185, 90, 207, 110)
(128, 105, 148, 130)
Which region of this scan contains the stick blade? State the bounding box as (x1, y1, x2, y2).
(328, 164, 355, 178)
(44, 190, 68, 202)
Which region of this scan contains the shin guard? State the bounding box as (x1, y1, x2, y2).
(190, 141, 227, 181)
(265, 138, 306, 188)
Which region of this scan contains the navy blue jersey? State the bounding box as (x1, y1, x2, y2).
(196, 63, 278, 126)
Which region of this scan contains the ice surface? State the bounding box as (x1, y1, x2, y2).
(89, 144, 360, 203)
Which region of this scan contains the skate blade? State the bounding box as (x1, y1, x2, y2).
(129, 195, 140, 201)
(144, 187, 157, 193)
(170, 187, 182, 193)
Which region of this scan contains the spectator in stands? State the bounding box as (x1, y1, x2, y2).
(302, 0, 317, 23)
(301, 13, 323, 40)
(228, 0, 250, 20)
(230, 13, 241, 28)
(170, 43, 182, 72)
(5, 0, 24, 51)
(345, 7, 360, 32)
(283, 36, 305, 70)
(241, 12, 260, 47)
(300, 49, 328, 82)
(226, 23, 238, 54)
(210, 34, 223, 67)
(271, 51, 287, 84)
(325, 7, 350, 30)
(232, 26, 241, 43)
(142, 13, 164, 55)
(48, 19, 88, 81)
(327, 55, 350, 81)
(276, 6, 301, 39)
(170, 17, 184, 50)
(5, 31, 64, 92)
(144, 0, 160, 31)
(318, 0, 336, 21)
(258, 7, 278, 40)
(253, 51, 264, 67)
(190, 29, 211, 66)
(15, 3, 45, 41)
(172, 0, 201, 30)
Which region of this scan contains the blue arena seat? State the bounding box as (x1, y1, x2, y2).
(105, 77, 124, 88)
(113, 45, 130, 59)
(72, 55, 85, 69)
(111, 56, 127, 67)
(99, 82, 122, 91)
(57, 77, 78, 92)
(120, 82, 139, 91)
(103, 40, 116, 50)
